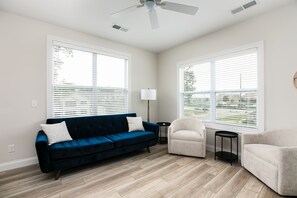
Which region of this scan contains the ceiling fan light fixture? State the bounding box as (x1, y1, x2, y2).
(145, 0, 156, 10)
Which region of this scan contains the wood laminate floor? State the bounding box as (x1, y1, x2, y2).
(0, 145, 287, 198)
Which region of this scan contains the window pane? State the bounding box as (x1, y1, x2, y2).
(216, 92, 257, 127)
(52, 44, 128, 118)
(96, 88, 128, 115)
(215, 52, 257, 90)
(184, 62, 211, 92)
(97, 55, 126, 88)
(53, 46, 92, 86)
(53, 86, 94, 118)
(183, 93, 210, 121)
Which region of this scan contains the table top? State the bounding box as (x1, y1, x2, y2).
(156, 122, 171, 126)
(215, 130, 238, 138)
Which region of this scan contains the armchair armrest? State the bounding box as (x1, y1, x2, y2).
(143, 121, 160, 139)
(242, 130, 295, 146)
(278, 147, 297, 195)
(242, 133, 264, 145)
(241, 133, 264, 166)
(35, 131, 51, 173)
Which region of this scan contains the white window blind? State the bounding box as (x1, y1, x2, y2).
(182, 62, 211, 121)
(215, 50, 257, 127)
(180, 46, 262, 130)
(51, 43, 128, 118)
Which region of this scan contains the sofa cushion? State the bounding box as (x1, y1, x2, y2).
(244, 144, 279, 167)
(171, 130, 203, 142)
(49, 136, 113, 160)
(105, 131, 155, 148)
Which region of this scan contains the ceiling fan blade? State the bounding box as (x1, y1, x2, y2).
(160, 1, 198, 15)
(148, 8, 159, 29)
(111, 4, 141, 19)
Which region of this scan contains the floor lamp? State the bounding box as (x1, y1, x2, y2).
(141, 88, 157, 122)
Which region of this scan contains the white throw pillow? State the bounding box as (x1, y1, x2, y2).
(40, 121, 72, 145)
(127, 117, 144, 132)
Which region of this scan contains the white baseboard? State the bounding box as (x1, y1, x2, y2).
(0, 157, 38, 172)
(0, 145, 239, 172)
(206, 144, 215, 152)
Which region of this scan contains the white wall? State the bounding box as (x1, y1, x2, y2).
(158, 2, 297, 148)
(0, 11, 158, 168)
(1, 1, 297, 170)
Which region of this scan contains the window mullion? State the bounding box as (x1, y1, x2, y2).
(179, 67, 185, 118)
(210, 60, 216, 123)
(92, 53, 97, 115)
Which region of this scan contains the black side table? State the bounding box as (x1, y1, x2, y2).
(156, 122, 171, 144)
(214, 131, 238, 165)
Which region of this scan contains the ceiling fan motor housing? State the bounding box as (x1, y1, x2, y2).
(145, 0, 156, 10)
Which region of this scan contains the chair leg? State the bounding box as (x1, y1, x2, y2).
(55, 170, 61, 180)
(146, 147, 151, 153)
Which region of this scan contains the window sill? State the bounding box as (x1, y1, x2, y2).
(204, 122, 263, 134)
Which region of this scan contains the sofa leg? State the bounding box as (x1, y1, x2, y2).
(55, 170, 61, 180)
(146, 147, 151, 153)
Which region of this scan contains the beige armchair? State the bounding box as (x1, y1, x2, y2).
(242, 129, 297, 196)
(168, 118, 206, 158)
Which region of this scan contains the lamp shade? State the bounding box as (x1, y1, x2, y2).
(141, 89, 157, 100)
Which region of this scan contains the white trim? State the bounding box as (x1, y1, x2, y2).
(177, 41, 265, 133)
(48, 35, 131, 59)
(177, 41, 263, 67)
(0, 157, 38, 172)
(47, 37, 53, 118)
(46, 35, 132, 118)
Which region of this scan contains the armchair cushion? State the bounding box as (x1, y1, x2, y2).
(171, 130, 204, 142)
(244, 144, 278, 167)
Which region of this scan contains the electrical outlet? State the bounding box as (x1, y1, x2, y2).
(8, 144, 15, 153)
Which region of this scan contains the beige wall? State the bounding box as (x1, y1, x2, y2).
(0, 11, 158, 167)
(158, 2, 297, 149)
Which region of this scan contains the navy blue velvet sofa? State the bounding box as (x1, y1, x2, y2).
(35, 113, 159, 179)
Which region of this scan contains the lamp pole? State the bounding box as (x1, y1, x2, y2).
(147, 100, 150, 122)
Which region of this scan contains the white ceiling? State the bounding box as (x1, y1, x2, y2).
(0, 0, 294, 52)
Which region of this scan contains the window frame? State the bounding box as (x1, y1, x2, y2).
(47, 35, 131, 118)
(177, 42, 265, 133)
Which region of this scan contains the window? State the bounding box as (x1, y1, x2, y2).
(179, 43, 264, 132)
(48, 39, 129, 118)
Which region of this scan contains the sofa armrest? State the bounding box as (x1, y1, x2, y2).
(143, 121, 160, 139)
(278, 147, 297, 195)
(35, 131, 51, 173)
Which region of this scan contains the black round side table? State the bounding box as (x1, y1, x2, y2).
(214, 131, 238, 165)
(156, 122, 171, 144)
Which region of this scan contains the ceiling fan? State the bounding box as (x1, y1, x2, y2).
(111, 0, 199, 29)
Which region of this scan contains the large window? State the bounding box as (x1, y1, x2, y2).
(179, 43, 264, 131)
(48, 39, 129, 118)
